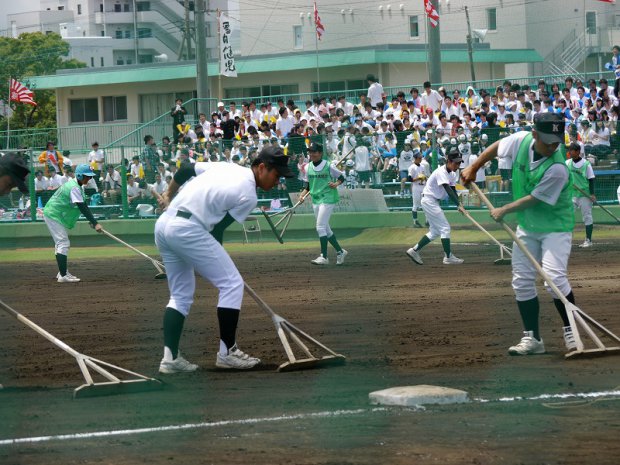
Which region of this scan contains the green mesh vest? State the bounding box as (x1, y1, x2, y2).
(566, 159, 590, 198)
(308, 161, 339, 205)
(511, 133, 574, 233)
(43, 179, 83, 229)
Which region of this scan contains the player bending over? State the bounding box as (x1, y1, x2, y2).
(155, 146, 294, 373)
(406, 148, 466, 265)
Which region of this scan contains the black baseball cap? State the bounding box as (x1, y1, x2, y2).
(308, 142, 323, 153)
(0, 153, 30, 194)
(256, 145, 294, 178)
(534, 113, 565, 144)
(446, 147, 463, 163)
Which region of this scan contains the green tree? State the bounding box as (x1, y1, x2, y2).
(0, 32, 85, 132)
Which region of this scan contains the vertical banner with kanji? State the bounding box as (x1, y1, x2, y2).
(219, 13, 237, 78)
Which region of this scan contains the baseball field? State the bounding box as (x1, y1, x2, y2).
(1, 226, 620, 465)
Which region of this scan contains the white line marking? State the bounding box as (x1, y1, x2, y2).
(0, 408, 386, 446)
(2, 389, 620, 447)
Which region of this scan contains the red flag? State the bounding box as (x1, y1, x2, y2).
(9, 79, 37, 106)
(314, 2, 325, 40)
(424, 0, 439, 28)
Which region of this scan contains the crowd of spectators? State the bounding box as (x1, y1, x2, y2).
(16, 72, 620, 216)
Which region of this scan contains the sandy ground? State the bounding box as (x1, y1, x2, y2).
(1, 242, 619, 464)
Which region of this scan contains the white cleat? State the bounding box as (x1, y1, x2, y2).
(563, 326, 578, 352)
(406, 247, 423, 265)
(336, 249, 348, 265)
(57, 274, 81, 283)
(578, 239, 592, 248)
(311, 255, 329, 265)
(508, 331, 546, 355)
(443, 254, 464, 265)
(159, 354, 199, 374)
(215, 345, 260, 369)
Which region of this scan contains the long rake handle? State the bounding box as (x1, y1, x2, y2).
(573, 185, 620, 223)
(101, 228, 164, 269)
(244, 282, 278, 319)
(469, 183, 570, 307)
(461, 209, 512, 255)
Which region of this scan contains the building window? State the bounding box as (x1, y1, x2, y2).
(586, 11, 597, 34)
(487, 8, 497, 31)
(115, 30, 122, 39)
(101, 57, 104, 66)
(137, 28, 152, 38)
(101, 30, 105, 36)
(409, 16, 419, 38)
(293, 25, 302, 49)
(124, 30, 131, 38)
(136, 2, 150, 12)
(77, 4, 82, 15)
(90, 57, 95, 67)
(114, 4, 121, 12)
(58, 6, 64, 10)
(103, 96, 128, 122)
(70, 99, 99, 124)
(100, 3, 103, 12)
(126, 59, 132, 65)
(124, 3, 130, 12)
(117, 58, 124, 65)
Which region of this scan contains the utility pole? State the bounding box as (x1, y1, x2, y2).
(195, 0, 210, 115)
(132, 0, 139, 63)
(428, 0, 442, 84)
(465, 6, 476, 83)
(184, 0, 193, 60)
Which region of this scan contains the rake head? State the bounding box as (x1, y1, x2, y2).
(74, 379, 163, 399)
(278, 354, 346, 372)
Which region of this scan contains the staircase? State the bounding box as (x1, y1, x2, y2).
(544, 30, 595, 78)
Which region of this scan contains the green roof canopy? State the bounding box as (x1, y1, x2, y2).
(31, 48, 543, 90)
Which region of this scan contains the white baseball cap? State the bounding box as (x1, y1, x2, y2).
(217, 101, 224, 107)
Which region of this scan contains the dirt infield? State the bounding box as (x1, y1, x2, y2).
(1, 241, 620, 465)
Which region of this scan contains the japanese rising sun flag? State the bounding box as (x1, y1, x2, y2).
(314, 2, 325, 40)
(424, 0, 439, 28)
(9, 79, 37, 106)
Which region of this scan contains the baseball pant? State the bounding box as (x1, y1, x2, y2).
(155, 211, 244, 316)
(313, 203, 336, 237)
(573, 196, 593, 226)
(411, 184, 424, 212)
(421, 196, 451, 240)
(44, 215, 70, 255)
(511, 226, 573, 301)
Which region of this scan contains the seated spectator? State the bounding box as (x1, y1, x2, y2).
(126, 174, 142, 208)
(130, 155, 144, 181)
(103, 164, 122, 204)
(34, 170, 48, 193)
(47, 167, 63, 191)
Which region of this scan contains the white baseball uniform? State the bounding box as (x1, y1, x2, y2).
(421, 164, 458, 240)
(407, 162, 426, 213)
(155, 162, 257, 316)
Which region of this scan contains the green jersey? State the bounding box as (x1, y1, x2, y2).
(43, 179, 84, 229)
(566, 159, 591, 198)
(511, 133, 574, 233)
(307, 161, 339, 205)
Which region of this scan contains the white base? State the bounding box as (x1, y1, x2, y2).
(369, 385, 469, 407)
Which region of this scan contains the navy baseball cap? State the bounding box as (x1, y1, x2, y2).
(534, 113, 565, 144)
(308, 142, 323, 153)
(0, 153, 30, 194)
(446, 147, 463, 163)
(256, 145, 294, 178)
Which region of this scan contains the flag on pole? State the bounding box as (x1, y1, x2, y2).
(314, 2, 325, 40)
(9, 78, 37, 106)
(424, 0, 440, 28)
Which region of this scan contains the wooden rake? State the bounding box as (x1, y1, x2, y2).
(573, 185, 620, 224)
(244, 283, 346, 371)
(461, 208, 512, 265)
(469, 183, 620, 359)
(262, 192, 309, 244)
(0, 299, 162, 398)
(101, 228, 167, 279)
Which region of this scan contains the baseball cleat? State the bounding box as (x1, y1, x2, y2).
(311, 255, 329, 265)
(159, 354, 199, 374)
(57, 274, 81, 283)
(563, 326, 578, 352)
(56, 272, 80, 281)
(443, 254, 464, 265)
(578, 239, 592, 248)
(216, 345, 260, 369)
(508, 331, 546, 355)
(336, 249, 348, 265)
(413, 220, 423, 228)
(406, 247, 423, 265)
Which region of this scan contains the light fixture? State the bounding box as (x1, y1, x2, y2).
(299, 12, 304, 18)
(349, 8, 353, 14)
(307, 12, 312, 19)
(378, 5, 383, 11)
(399, 4, 405, 10)
(387, 4, 391, 10)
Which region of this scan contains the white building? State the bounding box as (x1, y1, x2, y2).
(19, 0, 620, 147)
